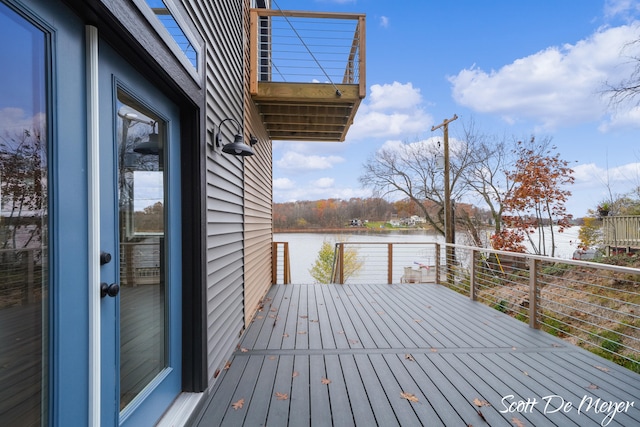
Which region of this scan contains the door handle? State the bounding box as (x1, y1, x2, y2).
(100, 251, 112, 265)
(101, 282, 120, 298)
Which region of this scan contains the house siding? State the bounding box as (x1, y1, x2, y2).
(243, 0, 274, 327)
(189, 0, 248, 383)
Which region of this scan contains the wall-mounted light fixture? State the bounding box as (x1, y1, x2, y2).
(134, 121, 161, 155)
(209, 118, 256, 156)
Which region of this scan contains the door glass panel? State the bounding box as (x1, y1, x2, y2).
(116, 91, 167, 410)
(0, 3, 48, 425)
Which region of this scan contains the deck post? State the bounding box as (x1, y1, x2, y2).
(528, 257, 540, 329)
(272, 242, 277, 285)
(338, 243, 345, 284)
(469, 249, 477, 301)
(283, 242, 291, 284)
(434, 244, 440, 284)
(387, 243, 393, 284)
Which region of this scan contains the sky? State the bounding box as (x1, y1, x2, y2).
(270, 0, 640, 217)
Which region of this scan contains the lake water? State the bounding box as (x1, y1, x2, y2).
(274, 226, 581, 284)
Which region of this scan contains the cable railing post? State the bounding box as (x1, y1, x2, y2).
(338, 243, 345, 284)
(435, 243, 440, 284)
(528, 257, 540, 329)
(469, 248, 477, 301)
(387, 243, 393, 284)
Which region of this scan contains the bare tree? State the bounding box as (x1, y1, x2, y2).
(605, 39, 640, 107)
(458, 121, 518, 244)
(359, 120, 483, 238)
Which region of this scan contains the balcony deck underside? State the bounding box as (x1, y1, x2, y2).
(252, 82, 363, 142)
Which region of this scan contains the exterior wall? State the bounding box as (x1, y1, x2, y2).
(187, 0, 247, 382)
(243, 0, 274, 327)
(187, 0, 272, 382)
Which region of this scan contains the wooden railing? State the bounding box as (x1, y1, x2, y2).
(602, 215, 640, 251)
(272, 242, 291, 284)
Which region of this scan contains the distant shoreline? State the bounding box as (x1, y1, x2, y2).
(274, 227, 433, 234)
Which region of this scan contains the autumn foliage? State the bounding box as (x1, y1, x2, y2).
(493, 139, 574, 256)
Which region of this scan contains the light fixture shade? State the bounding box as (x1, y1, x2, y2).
(221, 134, 255, 156)
(134, 132, 161, 155)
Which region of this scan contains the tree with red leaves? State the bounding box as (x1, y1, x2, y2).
(494, 138, 574, 257)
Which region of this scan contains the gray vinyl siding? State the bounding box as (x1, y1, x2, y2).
(243, 0, 273, 326)
(188, 0, 247, 383)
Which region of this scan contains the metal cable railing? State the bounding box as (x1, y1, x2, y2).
(442, 243, 640, 373)
(250, 9, 364, 86)
(316, 240, 640, 371)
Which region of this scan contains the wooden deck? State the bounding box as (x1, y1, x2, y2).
(192, 283, 640, 426)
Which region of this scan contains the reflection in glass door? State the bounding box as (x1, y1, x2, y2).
(0, 3, 48, 425)
(116, 91, 167, 410)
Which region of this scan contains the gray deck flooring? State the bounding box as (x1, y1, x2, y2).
(193, 283, 640, 426)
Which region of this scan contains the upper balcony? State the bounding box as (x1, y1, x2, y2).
(249, 9, 366, 142)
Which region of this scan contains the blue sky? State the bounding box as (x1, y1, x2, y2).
(270, 0, 640, 217)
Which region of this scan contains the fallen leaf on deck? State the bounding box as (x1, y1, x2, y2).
(310, 319, 319, 323)
(377, 311, 385, 315)
(512, 417, 525, 427)
(231, 398, 245, 410)
(587, 383, 599, 390)
(522, 371, 529, 376)
(595, 365, 610, 372)
(430, 348, 438, 353)
(321, 378, 331, 385)
(224, 361, 232, 370)
(240, 348, 248, 353)
(270, 307, 278, 312)
(275, 392, 289, 400)
(269, 356, 276, 360)
(405, 354, 415, 362)
(292, 371, 299, 378)
(256, 315, 264, 319)
(349, 339, 359, 344)
(338, 330, 345, 334)
(414, 319, 423, 323)
(299, 315, 308, 319)
(213, 369, 220, 378)
(473, 398, 490, 407)
(298, 330, 307, 335)
(283, 333, 289, 338)
(400, 392, 419, 403)
(511, 347, 517, 351)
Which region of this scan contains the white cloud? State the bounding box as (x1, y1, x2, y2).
(449, 24, 640, 129)
(0, 108, 45, 134)
(274, 177, 296, 190)
(312, 177, 335, 188)
(275, 151, 345, 171)
(274, 183, 371, 203)
(367, 81, 422, 111)
(379, 16, 389, 28)
(605, 0, 640, 21)
(348, 82, 434, 139)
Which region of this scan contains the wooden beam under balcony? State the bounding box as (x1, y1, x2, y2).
(252, 82, 362, 141)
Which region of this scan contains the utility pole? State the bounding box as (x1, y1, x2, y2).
(432, 114, 458, 283)
(431, 114, 458, 245)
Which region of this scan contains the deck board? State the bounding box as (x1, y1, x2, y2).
(193, 283, 640, 426)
